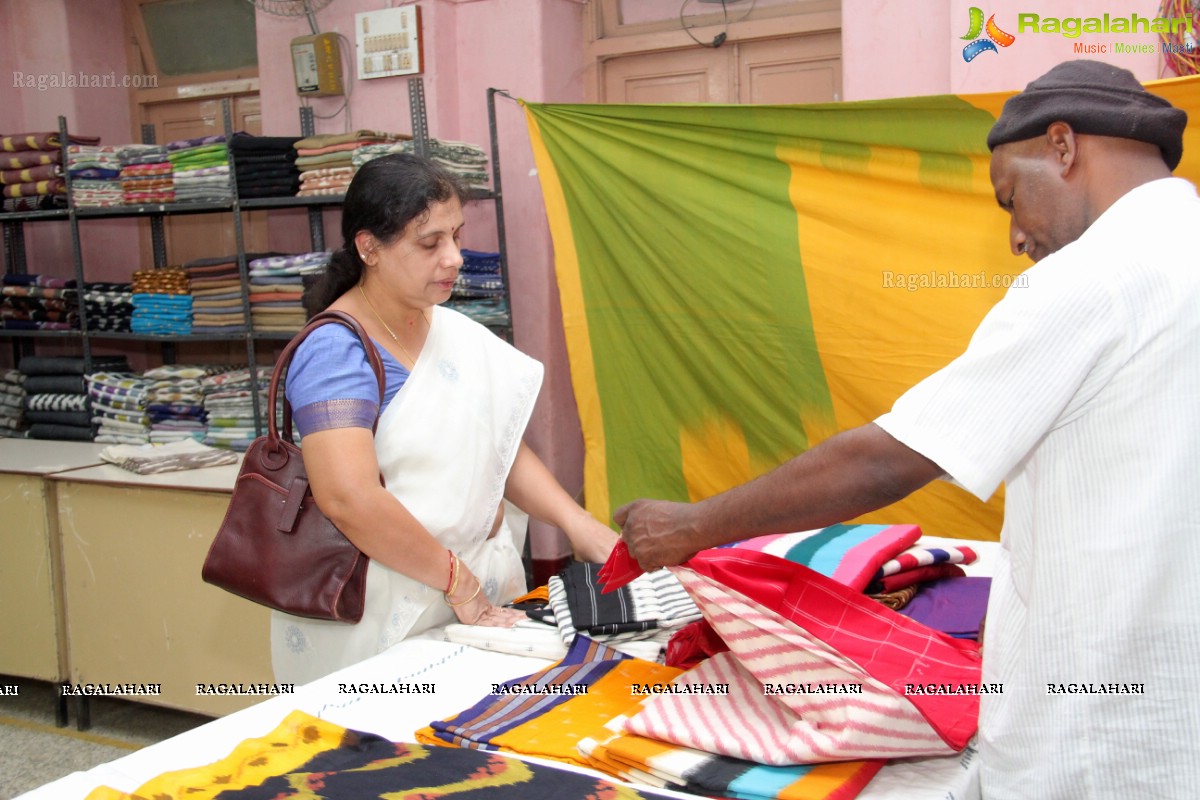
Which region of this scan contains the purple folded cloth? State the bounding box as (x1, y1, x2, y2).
(895, 576, 991, 640)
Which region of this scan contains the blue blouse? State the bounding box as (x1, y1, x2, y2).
(285, 324, 410, 437)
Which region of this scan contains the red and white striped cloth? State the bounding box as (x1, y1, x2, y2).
(625, 548, 982, 764)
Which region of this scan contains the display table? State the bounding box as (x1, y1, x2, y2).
(48, 458, 276, 719)
(16, 537, 995, 800)
(0, 440, 108, 719)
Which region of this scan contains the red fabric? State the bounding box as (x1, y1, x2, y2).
(676, 548, 982, 751)
(664, 618, 728, 669)
(598, 540, 643, 593)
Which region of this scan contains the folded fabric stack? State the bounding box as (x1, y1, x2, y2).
(352, 137, 489, 188)
(117, 143, 174, 204)
(131, 267, 192, 335)
(447, 248, 509, 327)
(66, 145, 123, 207)
(0, 369, 28, 438)
(294, 129, 409, 196)
(1, 130, 97, 204)
(87, 371, 152, 444)
(21, 355, 128, 442)
(248, 251, 328, 332)
(167, 134, 232, 203)
(82, 281, 134, 332)
(201, 365, 270, 451)
(144, 364, 222, 443)
(229, 133, 301, 199)
(540, 562, 701, 661)
(866, 542, 979, 594)
(296, 165, 355, 197)
(1, 274, 79, 331)
(418, 635, 886, 800)
(185, 254, 248, 333)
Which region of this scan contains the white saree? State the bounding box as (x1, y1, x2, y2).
(271, 306, 543, 685)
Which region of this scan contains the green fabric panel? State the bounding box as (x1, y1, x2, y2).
(525, 97, 996, 510)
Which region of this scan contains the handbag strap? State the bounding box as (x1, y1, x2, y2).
(269, 309, 387, 444)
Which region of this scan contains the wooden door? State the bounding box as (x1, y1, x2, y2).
(601, 33, 841, 104)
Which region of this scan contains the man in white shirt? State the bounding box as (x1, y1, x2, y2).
(615, 60, 1199, 799)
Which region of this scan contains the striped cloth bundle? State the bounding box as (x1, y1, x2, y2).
(600, 523, 923, 595)
(631, 548, 983, 764)
(866, 544, 978, 593)
(545, 561, 701, 654)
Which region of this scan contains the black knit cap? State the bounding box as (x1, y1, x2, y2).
(987, 59, 1187, 169)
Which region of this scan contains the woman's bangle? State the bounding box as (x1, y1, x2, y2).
(444, 552, 459, 596)
(446, 581, 482, 608)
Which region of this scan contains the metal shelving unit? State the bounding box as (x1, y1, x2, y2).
(1, 78, 514, 432)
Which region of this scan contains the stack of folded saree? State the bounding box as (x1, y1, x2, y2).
(21, 355, 128, 442)
(1, 130, 97, 203)
(118, 144, 173, 204)
(201, 365, 270, 451)
(229, 133, 301, 199)
(542, 561, 703, 658)
(294, 129, 408, 196)
(144, 364, 222, 443)
(185, 254, 248, 333)
(352, 138, 490, 188)
(447, 248, 509, 328)
(418, 635, 887, 800)
(1, 273, 79, 331)
(67, 145, 123, 207)
(167, 134, 232, 203)
(248, 251, 328, 332)
(131, 267, 191, 335)
(0, 369, 27, 438)
(88, 371, 152, 445)
(82, 282, 134, 332)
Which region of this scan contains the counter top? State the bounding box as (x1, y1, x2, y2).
(0, 439, 109, 476)
(49, 459, 242, 492)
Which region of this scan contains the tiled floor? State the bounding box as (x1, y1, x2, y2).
(0, 676, 210, 799)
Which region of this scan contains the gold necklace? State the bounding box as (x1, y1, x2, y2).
(357, 284, 426, 364)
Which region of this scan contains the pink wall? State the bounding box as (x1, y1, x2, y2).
(1, 0, 140, 285)
(843, 0, 1169, 100)
(254, 0, 590, 561)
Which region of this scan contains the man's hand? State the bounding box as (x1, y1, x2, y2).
(613, 499, 703, 572)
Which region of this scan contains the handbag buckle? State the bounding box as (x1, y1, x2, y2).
(278, 475, 309, 533)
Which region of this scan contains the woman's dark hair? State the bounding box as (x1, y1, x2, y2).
(305, 153, 471, 314)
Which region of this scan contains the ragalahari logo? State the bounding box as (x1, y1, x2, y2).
(962, 7, 1016, 61)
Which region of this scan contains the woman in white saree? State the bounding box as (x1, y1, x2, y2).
(272, 154, 617, 684)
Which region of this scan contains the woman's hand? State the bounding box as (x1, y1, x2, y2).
(563, 511, 620, 563)
(447, 566, 524, 627)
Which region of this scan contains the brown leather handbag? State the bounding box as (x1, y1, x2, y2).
(202, 309, 384, 623)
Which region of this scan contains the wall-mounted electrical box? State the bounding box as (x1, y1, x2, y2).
(355, 6, 423, 80)
(291, 32, 345, 96)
